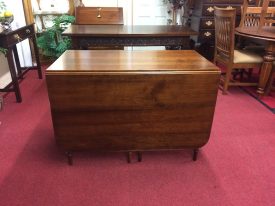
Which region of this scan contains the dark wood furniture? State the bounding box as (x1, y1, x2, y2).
(62, 25, 198, 49)
(75, 7, 123, 25)
(266, 66, 275, 95)
(259, 0, 275, 28)
(0, 24, 42, 102)
(190, 0, 243, 60)
(235, 26, 275, 96)
(75, 7, 124, 50)
(0, 95, 3, 111)
(214, 7, 263, 94)
(46, 50, 220, 165)
(240, 1, 275, 27)
(238, 1, 275, 95)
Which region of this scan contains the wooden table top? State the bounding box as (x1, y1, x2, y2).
(62, 25, 198, 37)
(235, 26, 275, 42)
(46, 50, 219, 74)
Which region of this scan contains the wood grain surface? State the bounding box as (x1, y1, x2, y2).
(46, 50, 220, 152)
(62, 25, 198, 37)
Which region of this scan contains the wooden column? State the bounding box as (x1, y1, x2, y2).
(22, 0, 34, 25)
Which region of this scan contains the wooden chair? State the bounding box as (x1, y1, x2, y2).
(213, 7, 263, 94)
(240, 0, 275, 27)
(240, 0, 261, 27)
(75, 7, 123, 25)
(259, 0, 275, 28)
(259, 0, 275, 94)
(244, 0, 275, 95)
(238, 0, 275, 51)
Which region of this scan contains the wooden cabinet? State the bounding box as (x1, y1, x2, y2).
(190, 0, 243, 59)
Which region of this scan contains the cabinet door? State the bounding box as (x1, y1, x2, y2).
(133, 0, 167, 25)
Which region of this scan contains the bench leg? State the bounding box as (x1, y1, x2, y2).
(66, 151, 73, 165)
(127, 152, 132, 163)
(137, 151, 142, 162)
(193, 149, 199, 161)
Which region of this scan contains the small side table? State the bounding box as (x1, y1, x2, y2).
(0, 24, 42, 102)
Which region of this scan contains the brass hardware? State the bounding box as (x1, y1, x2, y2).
(25, 29, 31, 34)
(205, 21, 213, 26)
(207, 7, 214, 13)
(13, 34, 22, 42)
(97, 8, 102, 18)
(204, 32, 212, 37)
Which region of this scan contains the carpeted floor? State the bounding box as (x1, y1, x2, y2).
(242, 87, 275, 113)
(0, 68, 275, 206)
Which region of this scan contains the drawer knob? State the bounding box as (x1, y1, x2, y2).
(205, 21, 213, 26)
(97, 8, 102, 18)
(207, 7, 214, 13)
(25, 29, 31, 34)
(13, 34, 22, 42)
(204, 32, 212, 37)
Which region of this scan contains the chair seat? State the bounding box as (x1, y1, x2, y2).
(243, 47, 275, 66)
(234, 50, 263, 64)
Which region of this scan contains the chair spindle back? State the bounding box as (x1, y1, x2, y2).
(214, 7, 236, 63)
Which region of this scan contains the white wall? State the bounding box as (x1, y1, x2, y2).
(82, 0, 168, 26)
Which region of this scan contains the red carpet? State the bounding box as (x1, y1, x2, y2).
(0, 68, 275, 206)
(216, 64, 275, 113)
(242, 87, 275, 113)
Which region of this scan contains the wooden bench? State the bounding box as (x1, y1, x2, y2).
(46, 50, 220, 165)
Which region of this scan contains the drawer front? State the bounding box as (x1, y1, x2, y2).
(198, 30, 215, 43)
(6, 25, 34, 47)
(202, 4, 241, 16)
(203, 0, 243, 3)
(200, 18, 215, 29)
(200, 17, 241, 30)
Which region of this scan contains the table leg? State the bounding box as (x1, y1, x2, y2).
(6, 48, 22, 103)
(12, 45, 22, 78)
(137, 151, 142, 162)
(72, 38, 80, 50)
(127, 152, 132, 163)
(31, 36, 42, 79)
(257, 42, 275, 96)
(193, 149, 199, 161)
